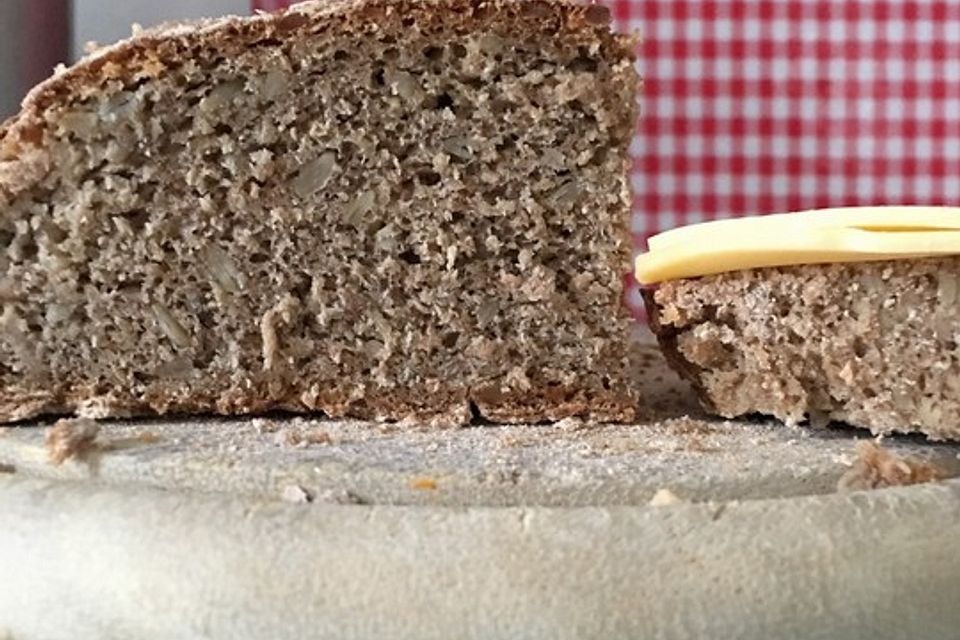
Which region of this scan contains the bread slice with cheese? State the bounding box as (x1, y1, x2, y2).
(0, 0, 640, 425)
(639, 207, 960, 441)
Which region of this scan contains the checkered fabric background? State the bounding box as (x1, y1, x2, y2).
(256, 0, 960, 314)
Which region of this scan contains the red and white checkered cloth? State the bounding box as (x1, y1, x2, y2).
(624, 1, 960, 237)
(255, 0, 960, 313)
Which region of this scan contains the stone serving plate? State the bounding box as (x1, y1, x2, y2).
(2, 342, 959, 639)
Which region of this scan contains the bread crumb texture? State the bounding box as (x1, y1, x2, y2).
(646, 258, 960, 440)
(838, 440, 944, 491)
(45, 417, 101, 465)
(0, 0, 640, 426)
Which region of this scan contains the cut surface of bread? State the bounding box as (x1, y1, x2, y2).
(0, 0, 640, 425)
(645, 258, 960, 440)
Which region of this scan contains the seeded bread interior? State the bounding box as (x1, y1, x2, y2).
(645, 258, 960, 440)
(0, 0, 640, 425)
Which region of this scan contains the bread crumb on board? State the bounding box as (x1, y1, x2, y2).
(838, 439, 945, 491)
(281, 484, 313, 504)
(649, 488, 683, 506)
(45, 418, 101, 465)
(252, 418, 279, 434)
(411, 477, 438, 491)
(137, 431, 161, 444)
(276, 427, 333, 447)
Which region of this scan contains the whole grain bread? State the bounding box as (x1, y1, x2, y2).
(645, 258, 960, 440)
(0, 0, 640, 425)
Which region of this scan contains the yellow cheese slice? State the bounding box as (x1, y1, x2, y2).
(635, 206, 960, 284)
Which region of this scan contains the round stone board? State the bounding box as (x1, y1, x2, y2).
(2, 341, 959, 639)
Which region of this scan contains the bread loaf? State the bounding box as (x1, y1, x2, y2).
(0, 0, 640, 425)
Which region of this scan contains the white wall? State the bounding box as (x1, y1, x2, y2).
(72, 0, 249, 60)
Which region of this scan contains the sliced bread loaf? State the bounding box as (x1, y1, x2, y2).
(645, 258, 960, 440)
(0, 0, 640, 425)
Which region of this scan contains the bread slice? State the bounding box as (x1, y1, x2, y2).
(0, 0, 640, 425)
(644, 258, 960, 440)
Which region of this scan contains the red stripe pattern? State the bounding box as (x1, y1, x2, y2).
(254, 0, 960, 317)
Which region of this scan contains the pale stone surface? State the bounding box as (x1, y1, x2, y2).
(3, 412, 960, 506)
(1, 476, 959, 639)
(2, 348, 959, 637)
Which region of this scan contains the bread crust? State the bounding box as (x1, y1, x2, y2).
(0, 0, 633, 174)
(0, 380, 636, 426)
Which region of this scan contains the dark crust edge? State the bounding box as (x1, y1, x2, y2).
(640, 287, 716, 412)
(0, 383, 639, 427)
(0, 0, 636, 161)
